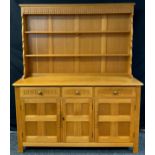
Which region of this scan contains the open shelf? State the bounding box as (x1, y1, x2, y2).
(22, 13, 132, 76)
(25, 54, 130, 57)
(25, 31, 130, 34)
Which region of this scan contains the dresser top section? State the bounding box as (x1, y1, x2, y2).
(17, 3, 142, 84)
(19, 3, 135, 15)
(13, 75, 142, 86)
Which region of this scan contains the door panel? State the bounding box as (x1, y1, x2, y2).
(62, 98, 93, 142)
(95, 98, 134, 143)
(22, 98, 60, 143)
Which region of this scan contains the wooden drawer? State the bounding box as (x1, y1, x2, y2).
(95, 87, 136, 98)
(62, 87, 92, 97)
(20, 87, 60, 97)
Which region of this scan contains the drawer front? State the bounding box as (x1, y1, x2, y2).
(62, 87, 92, 97)
(95, 87, 136, 98)
(20, 87, 60, 97)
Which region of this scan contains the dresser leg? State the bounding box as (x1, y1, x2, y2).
(133, 145, 139, 154)
(18, 144, 23, 153)
(15, 87, 24, 153)
(133, 87, 141, 154)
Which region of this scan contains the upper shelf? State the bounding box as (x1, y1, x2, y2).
(25, 31, 130, 34)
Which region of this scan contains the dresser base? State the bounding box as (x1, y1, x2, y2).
(17, 142, 139, 153)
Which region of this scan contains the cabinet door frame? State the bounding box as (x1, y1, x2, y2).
(21, 98, 61, 143)
(95, 98, 135, 143)
(61, 98, 93, 143)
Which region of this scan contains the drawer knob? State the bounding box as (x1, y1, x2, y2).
(113, 90, 119, 95)
(37, 90, 43, 95)
(75, 90, 80, 95)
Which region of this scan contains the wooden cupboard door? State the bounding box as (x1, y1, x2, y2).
(95, 98, 134, 143)
(22, 98, 60, 143)
(62, 98, 93, 143)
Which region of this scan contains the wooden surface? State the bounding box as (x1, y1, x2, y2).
(18, 86, 139, 145)
(20, 3, 134, 15)
(14, 3, 143, 153)
(19, 3, 135, 7)
(20, 3, 134, 77)
(133, 87, 141, 153)
(14, 84, 142, 153)
(23, 142, 133, 147)
(22, 98, 60, 144)
(62, 98, 93, 142)
(13, 75, 142, 86)
(95, 98, 134, 143)
(15, 87, 23, 153)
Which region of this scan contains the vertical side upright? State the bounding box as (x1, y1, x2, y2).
(101, 15, 107, 73)
(128, 11, 134, 77)
(21, 15, 27, 78)
(110, 104, 118, 138)
(133, 87, 141, 153)
(48, 15, 53, 73)
(15, 87, 23, 152)
(74, 15, 79, 73)
(37, 103, 45, 137)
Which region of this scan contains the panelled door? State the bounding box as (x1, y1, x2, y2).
(62, 98, 93, 142)
(95, 98, 134, 143)
(22, 98, 60, 143)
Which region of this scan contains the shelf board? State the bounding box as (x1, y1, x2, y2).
(25, 54, 130, 57)
(25, 31, 130, 34)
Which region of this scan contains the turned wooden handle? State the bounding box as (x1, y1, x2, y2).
(75, 90, 80, 95)
(62, 116, 65, 121)
(37, 90, 43, 95)
(113, 90, 119, 95)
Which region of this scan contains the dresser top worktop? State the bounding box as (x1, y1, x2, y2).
(13, 75, 143, 86)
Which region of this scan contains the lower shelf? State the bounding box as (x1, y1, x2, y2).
(23, 142, 133, 147)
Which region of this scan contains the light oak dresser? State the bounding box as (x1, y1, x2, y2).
(13, 3, 143, 153)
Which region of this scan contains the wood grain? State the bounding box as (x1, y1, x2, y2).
(22, 5, 133, 76)
(14, 3, 142, 153)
